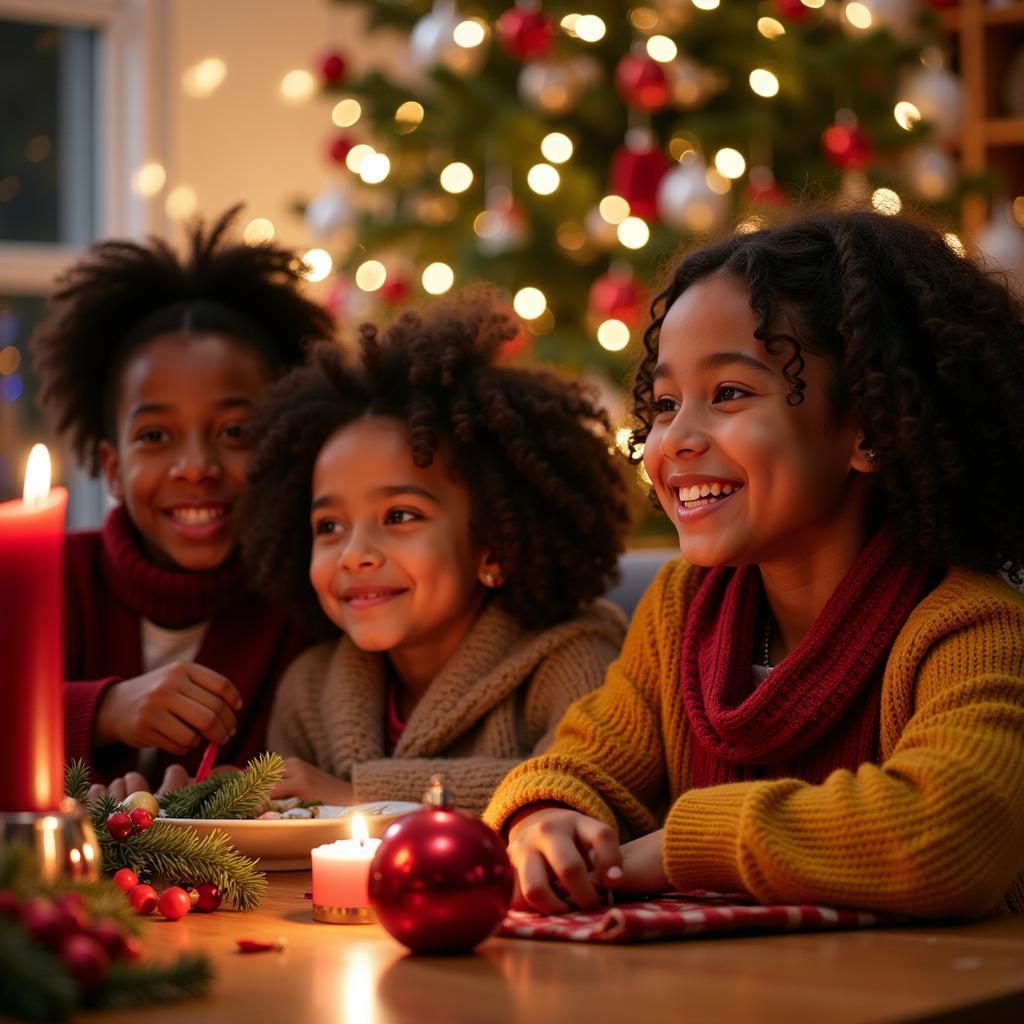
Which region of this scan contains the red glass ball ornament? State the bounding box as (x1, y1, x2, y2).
(106, 811, 133, 840)
(615, 54, 670, 111)
(822, 122, 872, 170)
(195, 882, 223, 913)
(113, 867, 139, 892)
(128, 807, 153, 833)
(327, 133, 355, 166)
(380, 275, 411, 307)
(158, 886, 192, 921)
(319, 49, 347, 85)
(368, 778, 512, 954)
(61, 933, 110, 991)
(496, 8, 554, 60)
(774, 0, 814, 20)
(128, 883, 158, 916)
(608, 142, 669, 221)
(589, 271, 646, 326)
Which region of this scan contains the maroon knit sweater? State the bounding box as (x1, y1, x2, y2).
(64, 507, 311, 784)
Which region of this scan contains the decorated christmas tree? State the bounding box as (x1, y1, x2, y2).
(307, 0, 965, 382)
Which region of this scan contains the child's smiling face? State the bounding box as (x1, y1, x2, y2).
(644, 273, 875, 571)
(99, 331, 272, 571)
(308, 416, 493, 684)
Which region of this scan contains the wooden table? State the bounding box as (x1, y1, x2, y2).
(81, 873, 1024, 1024)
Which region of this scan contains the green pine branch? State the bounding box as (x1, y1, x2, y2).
(0, 919, 78, 1022)
(195, 751, 285, 821)
(64, 758, 91, 804)
(158, 773, 234, 819)
(90, 954, 213, 1010)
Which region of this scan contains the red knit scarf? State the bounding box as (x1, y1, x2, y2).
(682, 524, 933, 787)
(100, 505, 249, 628)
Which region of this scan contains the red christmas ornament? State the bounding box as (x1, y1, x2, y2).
(319, 49, 347, 85)
(774, 0, 813, 20)
(327, 133, 355, 166)
(128, 883, 158, 916)
(61, 933, 110, 991)
(496, 7, 554, 60)
(368, 778, 512, 954)
(744, 167, 788, 206)
(112, 867, 139, 892)
(128, 807, 153, 833)
(380, 275, 411, 306)
(106, 811, 133, 840)
(608, 140, 669, 221)
(158, 886, 192, 921)
(615, 54, 670, 111)
(195, 882, 223, 913)
(822, 122, 872, 170)
(589, 270, 646, 326)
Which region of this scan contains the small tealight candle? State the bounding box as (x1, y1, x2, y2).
(311, 814, 381, 924)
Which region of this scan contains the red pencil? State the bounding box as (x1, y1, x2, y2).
(195, 741, 219, 783)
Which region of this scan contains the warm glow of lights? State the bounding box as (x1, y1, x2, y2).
(871, 187, 902, 215)
(527, 163, 560, 194)
(692, 0, 720, 10)
(750, 69, 780, 98)
(541, 132, 573, 163)
(575, 15, 607, 42)
(614, 427, 633, 456)
(617, 216, 650, 249)
(705, 169, 732, 195)
(669, 135, 696, 161)
(630, 8, 659, 32)
(332, 98, 362, 128)
(844, 2, 872, 30)
(737, 215, 766, 234)
(244, 218, 275, 245)
(647, 35, 677, 62)
(422, 262, 454, 294)
(0, 346, 20, 375)
(395, 101, 425, 134)
(513, 287, 547, 320)
(280, 68, 316, 102)
(131, 162, 166, 197)
(561, 13, 581, 36)
(181, 57, 227, 98)
(454, 18, 487, 47)
(944, 233, 966, 257)
(345, 143, 376, 173)
(599, 195, 630, 224)
(637, 462, 652, 487)
(802, 0, 825, 8)
(894, 101, 921, 130)
(714, 148, 746, 179)
(165, 185, 197, 220)
(301, 249, 333, 282)
(359, 153, 391, 184)
(557, 221, 587, 251)
(355, 260, 387, 291)
(1013, 196, 1024, 227)
(597, 319, 630, 351)
(23, 444, 51, 504)
(758, 16, 785, 39)
(440, 162, 473, 193)
(351, 814, 369, 844)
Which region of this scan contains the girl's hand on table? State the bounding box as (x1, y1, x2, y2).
(94, 662, 242, 756)
(619, 829, 670, 897)
(506, 807, 623, 915)
(269, 757, 355, 804)
(85, 763, 195, 803)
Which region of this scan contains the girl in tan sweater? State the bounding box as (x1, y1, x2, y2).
(240, 293, 631, 814)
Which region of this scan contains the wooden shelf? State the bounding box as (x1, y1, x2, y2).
(985, 117, 1024, 145)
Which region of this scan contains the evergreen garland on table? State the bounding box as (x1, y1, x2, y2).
(160, 752, 286, 822)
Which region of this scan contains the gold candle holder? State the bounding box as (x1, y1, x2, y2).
(0, 798, 101, 882)
(313, 904, 376, 924)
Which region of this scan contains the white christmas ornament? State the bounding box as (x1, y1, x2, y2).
(519, 59, 585, 116)
(977, 205, 1024, 296)
(657, 158, 730, 235)
(899, 66, 964, 144)
(305, 185, 355, 238)
(903, 146, 957, 202)
(410, 1, 486, 76)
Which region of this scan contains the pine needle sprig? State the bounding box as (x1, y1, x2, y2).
(0, 919, 77, 1022)
(91, 954, 213, 1010)
(158, 773, 234, 819)
(196, 752, 285, 820)
(64, 758, 91, 804)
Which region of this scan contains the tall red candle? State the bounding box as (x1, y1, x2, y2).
(0, 445, 67, 812)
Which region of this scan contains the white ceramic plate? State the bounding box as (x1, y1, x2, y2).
(159, 801, 421, 871)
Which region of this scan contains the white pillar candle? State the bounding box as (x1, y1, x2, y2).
(311, 814, 381, 917)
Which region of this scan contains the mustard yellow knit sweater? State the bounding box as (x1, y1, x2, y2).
(484, 560, 1024, 918)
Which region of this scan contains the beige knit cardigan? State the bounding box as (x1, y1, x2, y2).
(266, 599, 627, 815)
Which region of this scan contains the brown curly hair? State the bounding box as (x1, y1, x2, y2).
(241, 291, 632, 631)
(31, 204, 334, 473)
(630, 209, 1024, 584)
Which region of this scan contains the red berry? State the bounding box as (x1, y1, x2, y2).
(89, 917, 127, 957)
(106, 811, 133, 840)
(61, 933, 110, 991)
(195, 882, 222, 913)
(327, 133, 354, 165)
(320, 50, 347, 84)
(129, 883, 158, 915)
(19, 896, 66, 947)
(128, 807, 153, 833)
(56, 893, 91, 935)
(113, 867, 139, 892)
(0, 890, 19, 917)
(119, 934, 143, 961)
(158, 886, 192, 921)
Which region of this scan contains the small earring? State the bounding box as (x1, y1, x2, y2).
(865, 449, 879, 464)
(481, 571, 505, 588)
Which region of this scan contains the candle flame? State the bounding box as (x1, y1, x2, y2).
(23, 444, 52, 506)
(351, 813, 369, 845)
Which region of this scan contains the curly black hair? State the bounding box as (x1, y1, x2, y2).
(241, 291, 632, 631)
(31, 204, 335, 473)
(630, 209, 1024, 584)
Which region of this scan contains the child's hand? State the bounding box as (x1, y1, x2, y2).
(506, 807, 623, 915)
(94, 663, 243, 756)
(86, 770, 149, 804)
(618, 829, 669, 896)
(269, 757, 355, 805)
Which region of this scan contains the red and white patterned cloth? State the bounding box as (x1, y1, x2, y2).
(498, 891, 902, 944)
